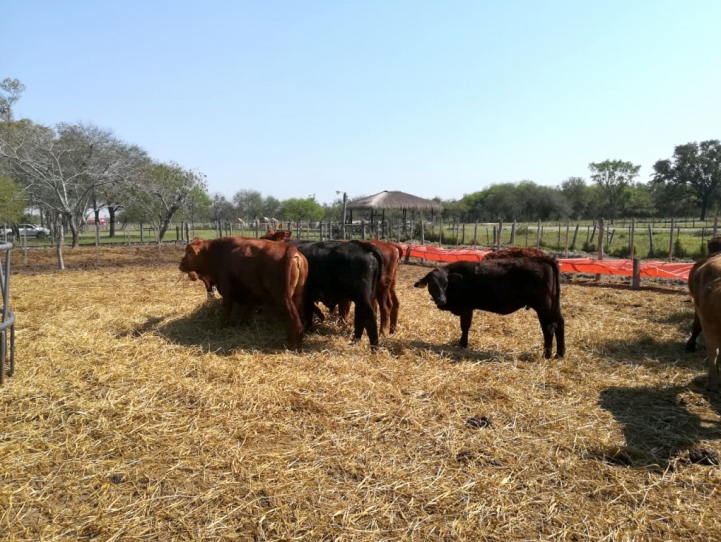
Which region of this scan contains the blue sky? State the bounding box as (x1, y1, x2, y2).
(3, 1, 720, 204)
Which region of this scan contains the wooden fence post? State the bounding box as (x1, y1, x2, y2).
(648, 223, 654, 257)
(438, 218, 443, 247)
(629, 218, 635, 260)
(596, 217, 604, 281)
(524, 223, 529, 246)
(473, 220, 478, 249)
(571, 223, 579, 250)
(185, 222, 190, 241)
(461, 222, 465, 246)
(497, 220, 503, 249)
(564, 219, 570, 258)
(557, 222, 561, 250)
(713, 215, 718, 238)
(492, 226, 496, 248)
(668, 217, 675, 262)
(632, 258, 641, 289)
(510, 220, 516, 247)
(536, 219, 541, 249)
(420, 220, 424, 245)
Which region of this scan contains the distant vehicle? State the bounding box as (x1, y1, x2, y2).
(3, 224, 51, 240)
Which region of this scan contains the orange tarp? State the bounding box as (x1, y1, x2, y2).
(400, 244, 694, 281)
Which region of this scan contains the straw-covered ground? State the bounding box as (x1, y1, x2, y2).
(1, 246, 719, 541)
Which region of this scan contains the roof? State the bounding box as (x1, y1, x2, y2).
(346, 191, 443, 212)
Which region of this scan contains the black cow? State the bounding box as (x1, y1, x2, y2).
(414, 257, 565, 358)
(290, 240, 384, 348)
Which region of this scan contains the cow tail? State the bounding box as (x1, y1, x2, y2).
(284, 245, 304, 333)
(550, 256, 562, 319)
(368, 244, 385, 300)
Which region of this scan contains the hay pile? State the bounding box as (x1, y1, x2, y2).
(1, 251, 720, 540)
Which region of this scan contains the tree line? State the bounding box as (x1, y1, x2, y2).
(1, 75, 719, 260)
(0, 78, 329, 255)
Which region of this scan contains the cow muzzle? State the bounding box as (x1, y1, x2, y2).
(434, 296, 447, 307)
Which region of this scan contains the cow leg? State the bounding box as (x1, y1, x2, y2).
(459, 310, 473, 348)
(685, 311, 702, 352)
(353, 300, 379, 348)
(220, 296, 234, 326)
(554, 314, 566, 358)
(705, 336, 721, 392)
(537, 314, 555, 359)
(389, 286, 400, 335)
(304, 300, 317, 333)
(377, 290, 391, 337)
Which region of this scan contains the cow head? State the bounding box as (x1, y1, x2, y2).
(709, 237, 721, 255)
(179, 237, 208, 274)
(414, 268, 463, 308)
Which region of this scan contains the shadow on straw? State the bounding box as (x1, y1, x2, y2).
(598, 333, 704, 368)
(120, 301, 332, 355)
(403, 339, 507, 364)
(592, 378, 721, 469)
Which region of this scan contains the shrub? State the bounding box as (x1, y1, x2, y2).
(673, 238, 686, 259)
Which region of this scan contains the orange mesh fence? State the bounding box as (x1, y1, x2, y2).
(401, 244, 693, 281)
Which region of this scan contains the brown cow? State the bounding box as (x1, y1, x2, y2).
(335, 240, 403, 336)
(686, 238, 721, 351)
(180, 237, 308, 347)
(483, 246, 546, 260)
(261, 229, 293, 241)
(687, 253, 721, 390)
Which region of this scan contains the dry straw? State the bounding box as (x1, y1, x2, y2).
(0, 245, 719, 540)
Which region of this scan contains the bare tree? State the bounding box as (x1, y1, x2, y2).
(128, 161, 207, 244)
(0, 121, 144, 266)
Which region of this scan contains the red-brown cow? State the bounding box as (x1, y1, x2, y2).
(686, 238, 721, 352)
(334, 240, 403, 336)
(180, 237, 308, 347)
(688, 253, 721, 390)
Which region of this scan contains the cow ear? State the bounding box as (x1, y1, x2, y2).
(447, 273, 464, 284)
(414, 274, 430, 288)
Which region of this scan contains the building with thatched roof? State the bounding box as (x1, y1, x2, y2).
(346, 191, 443, 213)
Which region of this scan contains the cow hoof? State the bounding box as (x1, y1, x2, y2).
(458, 342, 468, 349)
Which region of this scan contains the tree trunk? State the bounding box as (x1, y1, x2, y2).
(56, 222, 65, 270)
(94, 208, 101, 255)
(700, 197, 708, 221)
(158, 216, 172, 242)
(108, 206, 117, 238)
(68, 214, 80, 248)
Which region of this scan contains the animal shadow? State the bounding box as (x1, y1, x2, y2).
(599, 333, 703, 368)
(405, 339, 508, 364)
(125, 301, 327, 355)
(594, 380, 721, 469)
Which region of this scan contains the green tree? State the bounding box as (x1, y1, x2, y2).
(0, 175, 27, 223)
(560, 177, 594, 219)
(280, 197, 324, 221)
(588, 160, 640, 219)
(652, 140, 721, 220)
(0, 78, 25, 123)
(232, 189, 264, 220)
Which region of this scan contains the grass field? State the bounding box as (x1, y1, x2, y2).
(0, 246, 719, 540)
(11, 216, 720, 262)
